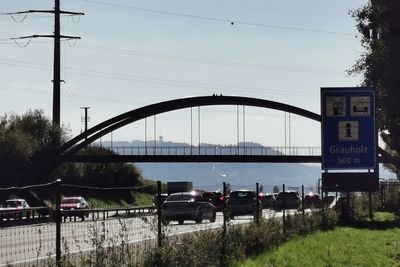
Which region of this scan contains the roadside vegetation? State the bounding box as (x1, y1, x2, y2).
(0, 110, 143, 189)
(235, 212, 400, 267)
(144, 209, 337, 267)
(0, 110, 158, 207)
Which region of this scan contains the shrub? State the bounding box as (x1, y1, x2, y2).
(144, 229, 222, 267)
(145, 210, 337, 266)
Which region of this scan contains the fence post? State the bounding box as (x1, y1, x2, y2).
(368, 191, 373, 220)
(220, 181, 228, 267)
(301, 185, 305, 216)
(223, 182, 227, 235)
(282, 184, 286, 237)
(381, 182, 385, 208)
(55, 179, 61, 267)
(157, 181, 162, 248)
(255, 183, 260, 225)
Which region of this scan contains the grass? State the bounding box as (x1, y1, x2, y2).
(85, 192, 153, 208)
(234, 212, 400, 267)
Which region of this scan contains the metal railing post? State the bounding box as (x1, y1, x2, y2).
(157, 181, 162, 248)
(301, 185, 305, 216)
(282, 184, 286, 237)
(223, 182, 227, 235)
(256, 183, 260, 225)
(55, 179, 61, 267)
(369, 191, 373, 220)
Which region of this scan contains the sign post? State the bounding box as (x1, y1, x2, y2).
(321, 87, 378, 192)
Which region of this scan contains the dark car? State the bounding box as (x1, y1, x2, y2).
(304, 193, 322, 208)
(275, 191, 301, 210)
(259, 193, 276, 209)
(161, 191, 216, 225)
(227, 190, 261, 219)
(202, 191, 225, 211)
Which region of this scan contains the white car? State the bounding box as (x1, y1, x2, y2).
(0, 199, 31, 220)
(60, 196, 89, 220)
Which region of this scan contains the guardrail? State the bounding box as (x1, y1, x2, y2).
(0, 205, 156, 225)
(0, 206, 49, 220)
(61, 205, 156, 222)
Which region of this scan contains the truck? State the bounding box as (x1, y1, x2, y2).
(167, 182, 193, 195)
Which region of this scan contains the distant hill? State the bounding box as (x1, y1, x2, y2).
(99, 140, 321, 192)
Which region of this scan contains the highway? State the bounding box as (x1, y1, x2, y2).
(0, 209, 298, 266)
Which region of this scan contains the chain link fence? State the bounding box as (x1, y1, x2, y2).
(1, 180, 398, 266)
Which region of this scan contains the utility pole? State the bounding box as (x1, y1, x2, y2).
(9, 1, 84, 131)
(80, 107, 90, 137)
(8, 3, 83, 265)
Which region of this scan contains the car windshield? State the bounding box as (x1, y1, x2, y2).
(62, 198, 80, 204)
(167, 194, 196, 201)
(230, 191, 255, 198)
(4, 201, 21, 207)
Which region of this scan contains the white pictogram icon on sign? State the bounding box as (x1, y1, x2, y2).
(351, 96, 370, 116)
(338, 121, 359, 141)
(326, 97, 346, 117)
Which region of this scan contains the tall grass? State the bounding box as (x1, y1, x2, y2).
(235, 212, 400, 267)
(144, 209, 337, 267)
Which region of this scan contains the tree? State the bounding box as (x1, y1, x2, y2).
(349, 0, 400, 175)
(0, 110, 63, 186)
(71, 146, 142, 187)
(0, 110, 142, 187)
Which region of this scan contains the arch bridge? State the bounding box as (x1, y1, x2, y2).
(53, 95, 390, 165)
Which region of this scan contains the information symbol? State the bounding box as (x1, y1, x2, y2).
(338, 121, 359, 141)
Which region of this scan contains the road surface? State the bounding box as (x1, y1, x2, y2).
(0, 209, 299, 266)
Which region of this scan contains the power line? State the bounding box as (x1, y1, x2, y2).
(0, 27, 346, 75)
(0, 36, 344, 75)
(82, 0, 356, 36)
(61, 82, 85, 107)
(75, 43, 343, 75)
(0, 84, 315, 117)
(7, 2, 84, 130)
(0, 84, 142, 105)
(0, 56, 318, 97)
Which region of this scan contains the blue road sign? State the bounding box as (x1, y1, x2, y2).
(321, 87, 376, 169)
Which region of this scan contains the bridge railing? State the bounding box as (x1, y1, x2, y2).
(95, 145, 321, 157)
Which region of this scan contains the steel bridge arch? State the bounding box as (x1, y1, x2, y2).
(59, 95, 321, 157)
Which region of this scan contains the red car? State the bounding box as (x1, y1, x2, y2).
(61, 196, 89, 220)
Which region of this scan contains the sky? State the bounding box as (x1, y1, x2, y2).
(1, 0, 368, 148)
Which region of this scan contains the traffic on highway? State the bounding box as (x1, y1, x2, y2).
(0, 182, 332, 266)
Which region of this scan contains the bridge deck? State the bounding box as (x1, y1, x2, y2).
(63, 145, 322, 163)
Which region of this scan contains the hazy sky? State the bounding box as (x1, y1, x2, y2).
(1, 0, 367, 147)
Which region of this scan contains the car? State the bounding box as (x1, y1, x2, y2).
(0, 199, 31, 220)
(161, 191, 216, 225)
(275, 191, 301, 210)
(304, 192, 322, 208)
(227, 190, 261, 219)
(259, 193, 276, 209)
(202, 191, 225, 211)
(60, 196, 89, 220)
